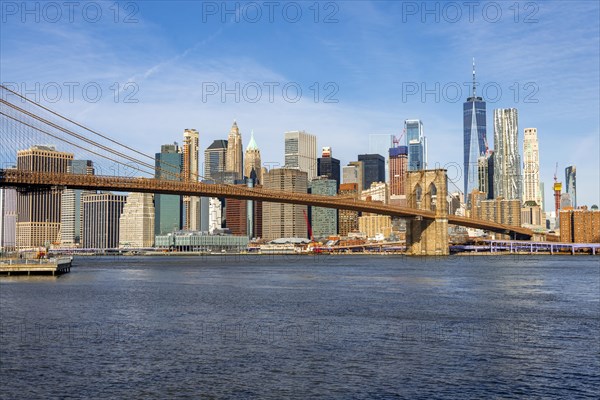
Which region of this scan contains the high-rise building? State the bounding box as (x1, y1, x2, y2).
(448, 193, 462, 216)
(358, 154, 385, 190)
(204, 137, 234, 231)
(468, 190, 486, 219)
(523, 128, 542, 206)
(369, 134, 394, 181)
(208, 197, 222, 233)
(249, 178, 263, 239)
(182, 129, 200, 230)
(16, 145, 73, 249)
(155, 143, 183, 235)
(338, 183, 359, 236)
(225, 196, 246, 236)
(61, 159, 94, 247)
(244, 130, 262, 183)
(405, 119, 426, 171)
(200, 195, 210, 232)
(540, 182, 546, 212)
(225, 177, 263, 238)
(560, 193, 573, 209)
(82, 192, 126, 249)
(389, 146, 408, 196)
(565, 166, 576, 208)
(493, 108, 521, 200)
(463, 60, 487, 196)
(204, 140, 228, 182)
(521, 201, 544, 228)
(225, 121, 244, 180)
(343, 161, 364, 193)
(476, 198, 521, 230)
(119, 193, 155, 248)
(560, 209, 600, 243)
(317, 147, 341, 190)
(309, 177, 338, 239)
(284, 130, 317, 181)
(0, 186, 17, 251)
(358, 215, 392, 239)
(361, 182, 389, 204)
(262, 168, 308, 240)
(477, 151, 494, 199)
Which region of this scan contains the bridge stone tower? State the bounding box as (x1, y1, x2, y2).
(406, 169, 449, 255)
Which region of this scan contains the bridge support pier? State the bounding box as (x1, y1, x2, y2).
(405, 169, 449, 256)
(406, 217, 449, 256)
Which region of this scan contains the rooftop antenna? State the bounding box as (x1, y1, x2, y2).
(472, 57, 476, 98)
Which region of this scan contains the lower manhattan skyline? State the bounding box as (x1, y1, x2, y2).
(1, 3, 599, 400)
(1, 2, 598, 207)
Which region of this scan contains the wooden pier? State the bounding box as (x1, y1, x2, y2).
(0, 257, 73, 276)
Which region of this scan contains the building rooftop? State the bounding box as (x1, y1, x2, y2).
(207, 140, 228, 150)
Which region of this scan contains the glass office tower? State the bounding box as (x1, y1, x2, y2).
(463, 60, 487, 197)
(565, 166, 576, 208)
(155, 143, 183, 235)
(405, 119, 426, 171)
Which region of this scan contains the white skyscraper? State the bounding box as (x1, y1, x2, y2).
(183, 128, 200, 230)
(0, 187, 17, 251)
(208, 197, 222, 234)
(523, 128, 542, 205)
(284, 130, 317, 181)
(119, 192, 155, 248)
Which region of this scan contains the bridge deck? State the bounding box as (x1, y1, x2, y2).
(0, 169, 534, 237)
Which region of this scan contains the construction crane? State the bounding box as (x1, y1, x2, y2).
(482, 132, 490, 154)
(392, 128, 406, 147)
(553, 162, 562, 223)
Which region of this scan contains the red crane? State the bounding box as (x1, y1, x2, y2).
(483, 132, 490, 154)
(303, 209, 314, 242)
(393, 128, 405, 147)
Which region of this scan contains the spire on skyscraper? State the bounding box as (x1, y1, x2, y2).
(247, 129, 259, 151)
(472, 57, 476, 98)
(244, 129, 262, 182)
(463, 59, 487, 200)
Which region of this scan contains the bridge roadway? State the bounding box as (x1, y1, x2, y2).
(0, 169, 533, 238)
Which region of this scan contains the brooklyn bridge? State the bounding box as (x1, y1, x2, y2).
(0, 85, 536, 255)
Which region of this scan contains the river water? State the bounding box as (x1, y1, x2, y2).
(1, 254, 598, 399)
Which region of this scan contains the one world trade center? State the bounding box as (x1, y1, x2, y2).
(463, 59, 487, 200)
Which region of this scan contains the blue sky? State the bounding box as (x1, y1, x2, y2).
(1, 0, 599, 208)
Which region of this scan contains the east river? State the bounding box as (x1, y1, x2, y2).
(1, 254, 598, 399)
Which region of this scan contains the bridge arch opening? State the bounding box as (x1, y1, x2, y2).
(428, 182, 437, 212)
(414, 184, 422, 207)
